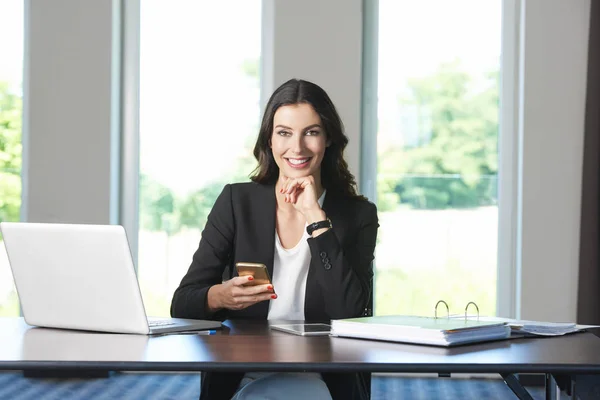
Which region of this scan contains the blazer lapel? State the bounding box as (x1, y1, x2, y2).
(252, 183, 277, 284)
(321, 189, 344, 235)
(233, 183, 277, 319)
(304, 189, 347, 320)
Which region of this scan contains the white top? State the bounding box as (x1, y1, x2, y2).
(242, 192, 327, 386)
(267, 191, 326, 320)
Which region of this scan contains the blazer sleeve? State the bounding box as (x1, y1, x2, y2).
(170, 184, 235, 320)
(307, 201, 378, 319)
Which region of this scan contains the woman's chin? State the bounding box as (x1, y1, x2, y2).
(283, 169, 313, 179)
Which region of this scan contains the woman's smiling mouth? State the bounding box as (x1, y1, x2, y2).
(285, 157, 312, 168)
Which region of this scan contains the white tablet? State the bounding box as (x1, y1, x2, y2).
(270, 323, 332, 336)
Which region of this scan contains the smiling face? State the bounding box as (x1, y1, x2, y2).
(270, 103, 329, 181)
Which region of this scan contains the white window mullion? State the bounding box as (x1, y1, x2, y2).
(496, 0, 521, 319)
(120, 0, 141, 269)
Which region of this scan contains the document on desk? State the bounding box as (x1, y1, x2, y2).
(510, 322, 579, 336)
(330, 315, 511, 347)
(462, 317, 590, 337)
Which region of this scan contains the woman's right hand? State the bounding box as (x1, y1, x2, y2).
(207, 276, 276, 312)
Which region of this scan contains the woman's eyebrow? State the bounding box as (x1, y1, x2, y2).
(274, 124, 322, 131)
(302, 124, 322, 131)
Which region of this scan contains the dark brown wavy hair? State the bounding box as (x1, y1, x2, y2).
(250, 79, 361, 199)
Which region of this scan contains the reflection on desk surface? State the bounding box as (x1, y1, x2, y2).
(330, 331, 600, 367)
(3, 318, 600, 373)
(22, 327, 149, 361)
(329, 335, 513, 361)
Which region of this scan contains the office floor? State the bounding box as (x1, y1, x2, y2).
(0, 372, 547, 399)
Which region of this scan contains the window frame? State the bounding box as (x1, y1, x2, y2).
(360, 0, 521, 318)
(121, 0, 521, 317)
(120, 0, 141, 268)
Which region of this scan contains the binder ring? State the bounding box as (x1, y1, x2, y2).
(435, 300, 449, 319)
(464, 301, 480, 321)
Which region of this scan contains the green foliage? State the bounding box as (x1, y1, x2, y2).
(0, 289, 19, 317)
(139, 174, 175, 233)
(140, 56, 262, 235)
(382, 61, 499, 210)
(377, 147, 402, 212)
(0, 81, 22, 226)
(376, 174, 400, 212)
(178, 181, 225, 230)
(374, 261, 496, 317)
(139, 147, 258, 235)
(178, 153, 257, 231)
(241, 58, 260, 81)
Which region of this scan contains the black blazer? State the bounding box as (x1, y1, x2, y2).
(171, 182, 379, 400)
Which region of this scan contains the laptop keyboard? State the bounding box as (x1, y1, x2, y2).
(148, 319, 175, 327)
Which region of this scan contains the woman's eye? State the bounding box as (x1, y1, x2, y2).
(306, 130, 320, 136)
(277, 130, 291, 136)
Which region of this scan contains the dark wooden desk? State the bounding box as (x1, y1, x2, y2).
(1, 318, 600, 399)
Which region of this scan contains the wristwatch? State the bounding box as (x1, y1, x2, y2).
(306, 218, 332, 235)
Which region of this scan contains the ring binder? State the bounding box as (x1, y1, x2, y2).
(331, 300, 511, 347)
(434, 300, 449, 319)
(464, 301, 480, 321)
(434, 300, 480, 320)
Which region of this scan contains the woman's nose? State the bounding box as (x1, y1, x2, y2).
(291, 135, 304, 154)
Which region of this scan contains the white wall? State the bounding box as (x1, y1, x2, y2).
(516, 0, 590, 322)
(22, 0, 120, 224)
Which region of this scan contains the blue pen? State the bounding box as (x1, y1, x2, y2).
(179, 330, 216, 335)
(155, 330, 217, 337)
(197, 330, 217, 335)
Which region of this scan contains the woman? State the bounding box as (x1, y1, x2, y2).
(171, 79, 379, 400)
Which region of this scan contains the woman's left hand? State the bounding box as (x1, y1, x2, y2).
(280, 176, 324, 221)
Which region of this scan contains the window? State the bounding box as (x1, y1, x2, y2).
(138, 1, 262, 316)
(0, 1, 24, 316)
(374, 0, 502, 317)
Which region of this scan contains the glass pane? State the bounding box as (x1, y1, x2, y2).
(139, 1, 262, 317)
(375, 0, 501, 317)
(0, 0, 24, 316)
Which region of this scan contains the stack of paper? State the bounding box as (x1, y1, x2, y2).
(508, 321, 580, 336)
(457, 316, 586, 337)
(330, 315, 511, 347)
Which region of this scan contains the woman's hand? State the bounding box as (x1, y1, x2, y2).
(280, 176, 326, 223)
(207, 276, 276, 312)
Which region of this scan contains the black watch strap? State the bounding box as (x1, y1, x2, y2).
(306, 218, 332, 235)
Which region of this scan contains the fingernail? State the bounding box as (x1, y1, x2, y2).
(248, 276, 254, 281)
(267, 285, 273, 290)
(271, 294, 277, 299)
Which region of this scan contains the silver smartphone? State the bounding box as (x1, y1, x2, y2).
(270, 323, 331, 336)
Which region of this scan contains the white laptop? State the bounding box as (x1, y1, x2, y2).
(0, 222, 221, 335)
